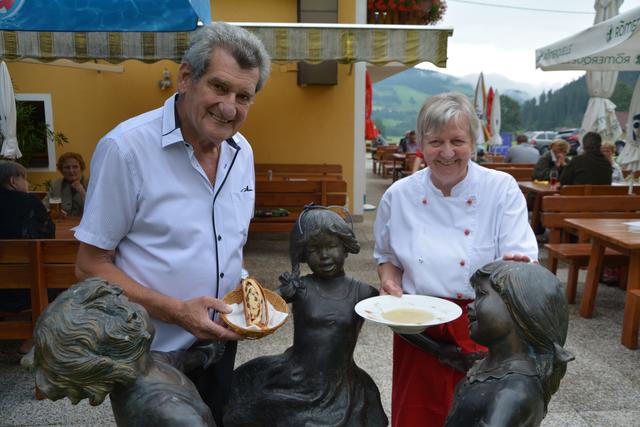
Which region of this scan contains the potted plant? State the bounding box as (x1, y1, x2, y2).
(7, 101, 68, 168)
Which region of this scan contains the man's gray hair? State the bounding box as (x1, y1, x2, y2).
(182, 22, 271, 92)
(416, 92, 479, 148)
(0, 160, 27, 189)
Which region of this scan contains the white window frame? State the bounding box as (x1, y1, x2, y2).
(15, 93, 56, 172)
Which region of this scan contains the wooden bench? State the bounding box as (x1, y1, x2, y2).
(255, 163, 342, 180)
(493, 166, 534, 181)
(250, 179, 347, 233)
(0, 239, 78, 340)
(541, 195, 640, 303)
(560, 185, 640, 195)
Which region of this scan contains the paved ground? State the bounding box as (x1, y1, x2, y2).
(1, 162, 639, 426)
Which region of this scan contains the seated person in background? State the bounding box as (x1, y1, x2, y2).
(0, 160, 55, 240)
(601, 141, 625, 183)
(0, 160, 56, 341)
(44, 152, 88, 217)
(397, 130, 419, 153)
(371, 134, 388, 147)
(506, 134, 540, 164)
(532, 139, 569, 181)
(560, 132, 612, 186)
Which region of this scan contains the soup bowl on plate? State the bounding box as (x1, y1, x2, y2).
(354, 294, 462, 334)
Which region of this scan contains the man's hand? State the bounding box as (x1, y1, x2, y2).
(175, 296, 242, 341)
(556, 153, 566, 167)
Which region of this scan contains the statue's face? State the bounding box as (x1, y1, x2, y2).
(305, 233, 346, 278)
(468, 277, 515, 346)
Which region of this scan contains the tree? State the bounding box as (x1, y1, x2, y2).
(611, 82, 633, 111)
(500, 95, 521, 132)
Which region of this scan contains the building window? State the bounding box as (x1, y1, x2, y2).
(15, 93, 56, 171)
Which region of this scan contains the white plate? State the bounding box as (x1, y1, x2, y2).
(355, 295, 463, 334)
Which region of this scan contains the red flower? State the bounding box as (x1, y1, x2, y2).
(375, 0, 388, 11)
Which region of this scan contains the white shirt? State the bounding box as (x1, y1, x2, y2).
(374, 161, 537, 300)
(76, 94, 255, 351)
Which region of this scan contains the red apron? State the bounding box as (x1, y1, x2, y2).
(391, 300, 485, 427)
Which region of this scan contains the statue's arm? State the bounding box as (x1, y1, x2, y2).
(277, 272, 303, 303)
(399, 333, 485, 373)
(151, 342, 223, 373)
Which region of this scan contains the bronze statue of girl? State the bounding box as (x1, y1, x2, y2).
(445, 260, 574, 427)
(224, 207, 388, 426)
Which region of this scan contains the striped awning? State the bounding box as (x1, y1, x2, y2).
(0, 23, 452, 67)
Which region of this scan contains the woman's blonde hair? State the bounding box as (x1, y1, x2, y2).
(549, 139, 569, 154)
(601, 140, 616, 152)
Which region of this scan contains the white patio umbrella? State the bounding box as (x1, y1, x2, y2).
(473, 72, 487, 146)
(618, 78, 640, 192)
(0, 61, 20, 160)
(580, 70, 623, 142)
(487, 89, 502, 147)
(536, 2, 638, 71)
(580, 0, 623, 144)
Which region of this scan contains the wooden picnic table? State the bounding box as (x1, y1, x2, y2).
(564, 218, 640, 349)
(518, 181, 559, 232)
(53, 217, 80, 240)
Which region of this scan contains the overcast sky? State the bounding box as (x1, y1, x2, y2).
(417, 0, 639, 90)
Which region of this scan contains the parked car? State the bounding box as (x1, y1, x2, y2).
(556, 128, 580, 155)
(527, 131, 557, 154)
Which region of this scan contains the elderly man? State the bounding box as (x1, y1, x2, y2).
(74, 22, 270, 425)
(398, 130, 419, 153)
(506, 134, 540, 163)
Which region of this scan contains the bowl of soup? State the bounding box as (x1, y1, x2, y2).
(355, 295, 462, 334)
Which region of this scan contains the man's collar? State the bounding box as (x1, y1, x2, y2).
(161, 93, 184, 148)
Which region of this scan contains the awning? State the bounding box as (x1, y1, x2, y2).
(0, 0, 211, 32)
(0, 23, 452, 67)
(536, 5, 640, 71)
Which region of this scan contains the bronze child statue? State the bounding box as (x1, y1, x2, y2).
(33, 278, 216, 427)
(224, 207, 388, 426)
(445, 260, 574, 427)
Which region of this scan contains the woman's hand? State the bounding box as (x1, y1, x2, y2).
(71, 180, 86, 195)
(380, 279, 403, 296)
(502, 254, 538, 264)
(378, 262, 403, 297)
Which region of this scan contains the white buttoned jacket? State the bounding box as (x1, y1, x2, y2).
(374, 161, 538, 299)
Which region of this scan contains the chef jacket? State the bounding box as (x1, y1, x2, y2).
(374, 161, 538, 300)
(76, 94, 255, 351)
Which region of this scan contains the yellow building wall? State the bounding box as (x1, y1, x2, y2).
(11, 0, 358, 210)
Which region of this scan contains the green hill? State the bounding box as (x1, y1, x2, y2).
(372, 68, 474, 139)
(372, 69, 640, 138)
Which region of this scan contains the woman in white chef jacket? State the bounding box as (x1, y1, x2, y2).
(373, 92, 538, 427)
